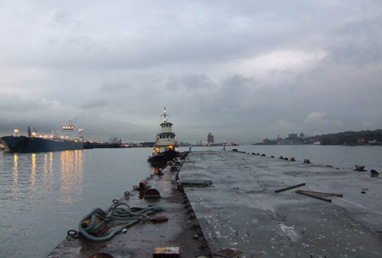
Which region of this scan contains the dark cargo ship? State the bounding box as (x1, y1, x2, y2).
(1, 125, 84, 153)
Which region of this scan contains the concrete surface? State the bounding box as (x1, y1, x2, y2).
(180, 151, 382, 257)
(48, 150, 382, 258)
(48, 157, 210, 258)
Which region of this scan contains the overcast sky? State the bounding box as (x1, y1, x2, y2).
(1, 1, 381, 143)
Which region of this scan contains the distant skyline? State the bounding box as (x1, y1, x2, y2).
(1, 1, 382, 143)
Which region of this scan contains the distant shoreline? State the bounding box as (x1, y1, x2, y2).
(255, 129, 382, 146)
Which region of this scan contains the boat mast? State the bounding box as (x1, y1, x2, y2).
(162, 107, 169, 123)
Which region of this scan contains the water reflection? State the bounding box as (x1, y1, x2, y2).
(1, 149, 85, 257)
(43, 153, 51, 187)
(7, 150, 85, 203)
(59, 150, 84, 203)
(12, 154, 20, 200)
(13, 154, 18, 185)
(31, 153, 36, 191)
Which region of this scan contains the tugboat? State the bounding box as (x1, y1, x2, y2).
(147, 107, 178, 167)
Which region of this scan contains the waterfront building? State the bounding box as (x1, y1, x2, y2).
(207, 132, 214, 144)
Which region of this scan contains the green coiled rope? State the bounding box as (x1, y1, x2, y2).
(78, 203, 165, 241)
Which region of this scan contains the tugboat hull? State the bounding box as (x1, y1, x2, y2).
(147, 149, 178, 167)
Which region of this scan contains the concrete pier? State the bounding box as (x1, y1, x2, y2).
(181, 151, 382, 257)
(48, 150, 382, 257)
(48, 154, 209, 258)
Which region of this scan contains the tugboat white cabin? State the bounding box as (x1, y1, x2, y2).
(152, 107, 177, 156)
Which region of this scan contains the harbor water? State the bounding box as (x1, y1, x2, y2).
(0, 145, 381, 258)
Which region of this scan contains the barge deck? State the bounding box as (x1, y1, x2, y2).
(48, 150, 382, 257)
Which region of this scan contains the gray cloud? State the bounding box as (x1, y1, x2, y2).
(1, 1, 382, 143)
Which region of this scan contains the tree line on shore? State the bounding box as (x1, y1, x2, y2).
(257, 129, 382, 145)
(319, 129, 382, 145)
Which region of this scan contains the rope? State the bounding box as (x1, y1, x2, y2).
(78, 203, 165, 241)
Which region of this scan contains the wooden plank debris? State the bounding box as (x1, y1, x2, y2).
(297, 190, 343, 198)
(296, 190, 343, 202)
(275, 183, 306, 193)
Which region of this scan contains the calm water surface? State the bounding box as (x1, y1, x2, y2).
(0, 148, 153, 258)
(0, 145, 381, 257)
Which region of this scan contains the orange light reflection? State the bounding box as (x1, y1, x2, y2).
(30, 153, 36, 191)
(42, 153, 54, 189)
(59, 150, 84, 203)
(13, 154, 18, 184)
